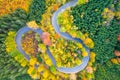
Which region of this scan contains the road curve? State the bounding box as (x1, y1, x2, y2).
(15, 0, 90, 74)
(51, 0, 90, 73)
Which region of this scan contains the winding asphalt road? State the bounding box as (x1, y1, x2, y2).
(15, 0, 90, 74)
(51, 0, 90, 73)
